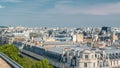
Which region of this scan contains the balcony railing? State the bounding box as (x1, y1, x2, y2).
(0, 52, 23, 68)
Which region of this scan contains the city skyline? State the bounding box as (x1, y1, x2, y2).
(0, 0, 120, 27)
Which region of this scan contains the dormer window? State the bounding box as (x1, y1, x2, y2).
(85, 55, 88, 59)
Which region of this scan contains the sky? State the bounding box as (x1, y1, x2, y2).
(0, 0, 120, 27)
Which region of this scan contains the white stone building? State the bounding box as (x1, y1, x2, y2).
(62, 46, 120, 68)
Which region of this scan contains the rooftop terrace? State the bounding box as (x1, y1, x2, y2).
(0, 52, 23, 68)
(0, 58, 11, 68)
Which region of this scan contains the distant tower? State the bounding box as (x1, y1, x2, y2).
(99, 26, 111, 35)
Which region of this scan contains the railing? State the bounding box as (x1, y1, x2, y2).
(0, 52, 23, 68)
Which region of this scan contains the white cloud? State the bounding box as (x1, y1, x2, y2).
(0, 5, 5, 8)
(82, 2, 120, 15)
(45, 4, 81, 15)
(0, 0, 22, 3)
(45, 2, 120, 15)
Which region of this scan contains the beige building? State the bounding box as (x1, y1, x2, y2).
(76, 34, 84, 42)
(78, 50, 98, 68)
(62, 46, 120, 68)
(73, 34, 84, 43)
(111, 32, 118, 43)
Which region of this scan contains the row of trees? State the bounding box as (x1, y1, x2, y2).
(0, 44, 53, 68)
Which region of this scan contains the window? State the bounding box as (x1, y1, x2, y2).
(106, 61, 109, 66)
(84, 63, 87, 67)
(100, 54, 103, 57)
(85, 55, 88, 59)
(117, 61, 118, 65)
(114, 61, 115, 65)
(98, 55, 100, 59)
(93, 63, 95, 67)
(111, 61, 112, 66)
(95, 54, 97, 58)
(92, 55, 94, 58)
(100, 62, 102, 67)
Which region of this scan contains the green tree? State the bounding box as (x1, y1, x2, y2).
(0, 44, 53, 68)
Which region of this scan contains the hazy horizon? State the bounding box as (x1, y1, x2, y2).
(0, 0, 120, 27)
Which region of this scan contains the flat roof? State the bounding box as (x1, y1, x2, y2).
(47, 45, 90, 54)
(104, 47, 120, 54)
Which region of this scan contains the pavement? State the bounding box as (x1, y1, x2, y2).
(0, 58, 11, 68)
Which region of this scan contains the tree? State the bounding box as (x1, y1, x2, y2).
(0, 44, 53, 68)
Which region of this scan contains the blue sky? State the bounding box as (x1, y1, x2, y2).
(0, 0, 120, 27)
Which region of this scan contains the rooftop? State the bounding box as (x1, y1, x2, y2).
(0, 58, 11, 68)
(0, 52, 23, 68)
